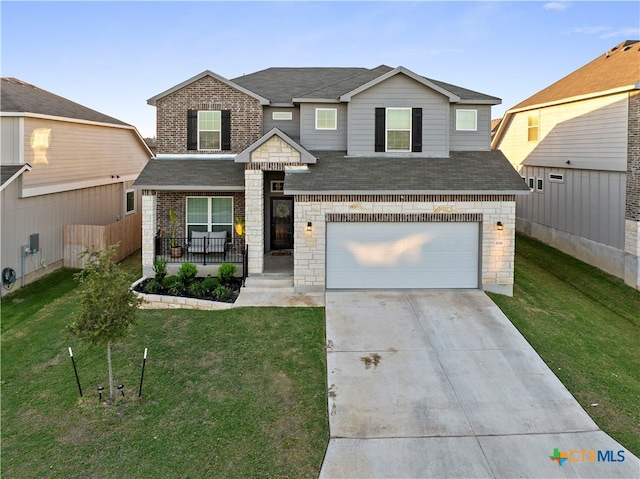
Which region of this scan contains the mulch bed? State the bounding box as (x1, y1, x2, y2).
(133, 277, 243, 303)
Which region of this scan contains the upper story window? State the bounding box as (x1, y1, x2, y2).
(386, 108, 411, 151)
(456, 109, 477, 131)
(375, 107, 422, 153)
(126, 190, 135, 214)
(528, 113, 539, 142)
(198, 111, 221, 150)
(187, 109, 231, 151)
(315, 108, 337, 130)
(272, 111, 293, 121)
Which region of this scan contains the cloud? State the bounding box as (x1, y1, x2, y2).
(544, 2, 570, 11)
(599, 27, 640, 39)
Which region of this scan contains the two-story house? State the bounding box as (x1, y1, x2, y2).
(492, 40, 640, 290)
(134, 66, 529, 295)
(1, 78, 152, 295)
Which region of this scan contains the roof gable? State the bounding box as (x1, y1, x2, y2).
(235, 128, 317, 164)
(1, 164, 32, 192)
(147, 70, 270, 106)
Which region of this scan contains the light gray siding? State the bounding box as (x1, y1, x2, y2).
(1, 179, 140, 295)
(517, 166, 625, 249)
(263, 106, 300, 140)
(346, 74, 450, 157)
(1, 117, 21, 164)
(450, 105, 492, 151)
(299, 103, 347, 150)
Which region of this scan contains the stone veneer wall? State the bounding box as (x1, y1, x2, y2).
(293, 195, 516, 296)
(625, 90, 640, 288)
(251, 136, 301, 163)
(156, 76, 262, 155)
(244, 170, 264, 274)
(141, 192, 157, 277)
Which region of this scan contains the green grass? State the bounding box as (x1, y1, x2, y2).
(489, 234, 640, 456)
(1, 251, 329, 478)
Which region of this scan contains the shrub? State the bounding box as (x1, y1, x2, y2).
(177, 262, 198, 286)
(201, 277, 220, 294)
(153, 258, 168, 282)
(144, 278, 161, 294)
(162, 275, 179, 288)
(168, 281, 184, 297)
(213, 284, 230, 301)
(218, 263, 237, 284)
(187, 281, 207, 298)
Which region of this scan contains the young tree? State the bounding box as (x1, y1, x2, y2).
(67, 245, 143, 399)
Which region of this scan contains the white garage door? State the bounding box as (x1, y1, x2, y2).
(326, 222, 479, 289)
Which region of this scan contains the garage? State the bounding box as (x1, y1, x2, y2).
(326, 222, 479, 289)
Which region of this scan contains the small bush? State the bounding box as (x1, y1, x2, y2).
(153, 258, 168, 282)
(187, 281, 207, 298)
(201, 277, 220, 293)
(162, 275, 179, 288)
(168, 282, 184, 297)
(218, 263, 237, 284)
(144, 279, 161, 294)
(213, 284, 230, 301)
(177, 262, 198, 286)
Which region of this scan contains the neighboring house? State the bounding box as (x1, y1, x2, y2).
(492, 40, 640, 290)
(135, 65, 529, 295)
(1, 78, 152, 295)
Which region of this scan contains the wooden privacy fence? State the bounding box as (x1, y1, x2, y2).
(64, 212, 142, 268)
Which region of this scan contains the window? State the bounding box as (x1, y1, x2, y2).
(456, 109, 477, 131)
(186, 197, 233, 238)
(198, 111, 221, 150)
(386, 108, 411, 151)
(536, 178, 544, 191)
(315, 108, 337, 130)
(126, 190, 135, 214)
(528, 113, 539, 142)
(549, 173, 564, 183)
(187, 109, 230, 151)
(528, 177, 535, 189)
(272, 111, 292, 121)
(270, 180, 284, 192)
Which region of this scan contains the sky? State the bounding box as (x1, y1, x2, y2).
(1, 1, 638, 139)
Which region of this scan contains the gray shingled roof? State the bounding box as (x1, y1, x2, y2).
(285, 151, 530, 194)
(133, 159, 245, 190)
(1, 78, 129, 125)
(230, 66, 499, 104)
(1, 164, 30, 187)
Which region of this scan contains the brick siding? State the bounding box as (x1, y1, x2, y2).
(627, 90, 640, 221)
(156, 76, 263, 155)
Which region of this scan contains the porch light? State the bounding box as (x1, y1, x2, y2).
(306, 222, 312, 232)
(496, 221, 504, 231)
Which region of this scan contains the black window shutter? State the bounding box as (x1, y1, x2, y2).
(187, 109, 198, 150)
(221, 110, 231, 150)
(412, 107, 422, 152)
(375, 107, 385, 152)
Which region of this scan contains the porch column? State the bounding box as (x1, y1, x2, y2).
(141, 191, 157, 278)
(245, 169, 264, 275)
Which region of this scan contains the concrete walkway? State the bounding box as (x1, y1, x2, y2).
(320, 290, 639, 478)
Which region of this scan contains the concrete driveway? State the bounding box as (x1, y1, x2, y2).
(320, 290, 639, 478)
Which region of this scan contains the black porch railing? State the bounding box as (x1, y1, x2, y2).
(155, 236, 245, 265)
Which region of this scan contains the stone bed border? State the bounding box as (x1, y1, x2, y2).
(131, 277, 234, 311)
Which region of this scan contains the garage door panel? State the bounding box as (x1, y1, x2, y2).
(326, 222, 479, 289)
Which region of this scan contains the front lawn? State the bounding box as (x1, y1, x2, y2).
(1, 252, 329, 478)
(489, 234, 640, 457)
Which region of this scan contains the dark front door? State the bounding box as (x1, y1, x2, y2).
(271, 197, 293, 250)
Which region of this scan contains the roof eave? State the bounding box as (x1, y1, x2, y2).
(134, 185, 245, 191)
(285, 189, 530, 196)
(0, 163, 32, 192)
(235, 127, 317, 164)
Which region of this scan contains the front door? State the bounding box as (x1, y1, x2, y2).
(270, 197, 294, 250)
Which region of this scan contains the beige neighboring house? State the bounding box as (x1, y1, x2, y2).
(1, 78, 152, 295)
(492, 40, 640, 290)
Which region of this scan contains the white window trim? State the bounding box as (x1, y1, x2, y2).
(198, 110, 221, 151)
(456, 109, 478, 131)
(125, 189, 136, 215)
(527, 112, 539, 142)
(386, 107, 412, 152)
(270, 180, 284, 192)
(186, 196, 234, 237)
(528, 177, 535, 190)
(315, 108, 337, 130)
(549, 173, 565, 183)
(272, 111, 292, 121)
(536, 178, 544, 192)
